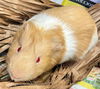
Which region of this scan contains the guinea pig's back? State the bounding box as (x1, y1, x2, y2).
(42, 6, 98, 58)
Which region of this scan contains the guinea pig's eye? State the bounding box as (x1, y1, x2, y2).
(17, 47, 22, 52)
(36, 57, 40, 63)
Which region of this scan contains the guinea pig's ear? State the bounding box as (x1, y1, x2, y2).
(20, 21, 37, 45)
(23, 21, 36, 36)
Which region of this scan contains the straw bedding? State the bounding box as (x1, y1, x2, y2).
(0, 0, 99, 89)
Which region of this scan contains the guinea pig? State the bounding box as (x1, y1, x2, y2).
(6, 5, 98, 82)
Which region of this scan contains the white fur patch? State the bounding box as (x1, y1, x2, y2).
(80, 30, 98, 59)
(60, 25, 77, 63)
(29, 13, 60, 30)
(29, 13, 77, 63)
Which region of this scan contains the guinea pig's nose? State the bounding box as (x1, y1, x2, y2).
(10, 70, 24, 80)
(8, 58, 34, 81)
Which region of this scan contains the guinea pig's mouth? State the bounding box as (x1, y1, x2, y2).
(8, 69, 34, 82)
(9, 70, 50, 82)
(10, 74, 34, 82)
(8, 70, 22, 81)
(9, 71, 44, 82)
(10, 74, 35, 82)
(7, 65, 49, 82)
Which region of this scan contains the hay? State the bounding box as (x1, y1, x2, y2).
(0, 0, 99, 89)
(88, 4, 100, 40)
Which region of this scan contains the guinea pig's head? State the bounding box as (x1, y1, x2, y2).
(6, 21, 65, 82)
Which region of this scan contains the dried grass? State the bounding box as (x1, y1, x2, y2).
(0, 0, 99, 89)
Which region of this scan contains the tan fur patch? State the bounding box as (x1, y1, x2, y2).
(42, 6, 97, 58)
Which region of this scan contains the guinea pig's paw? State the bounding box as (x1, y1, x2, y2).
(0, 82, 18, 89)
